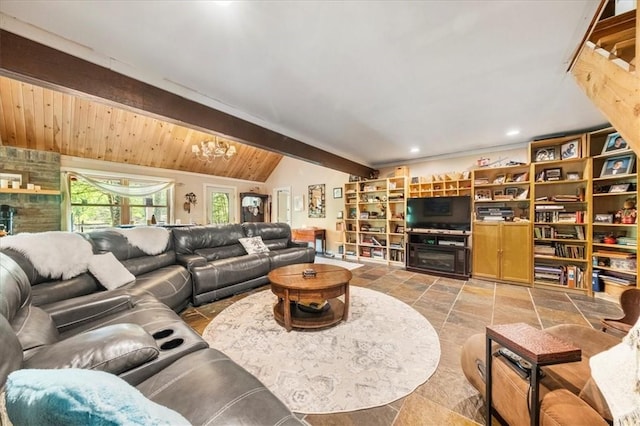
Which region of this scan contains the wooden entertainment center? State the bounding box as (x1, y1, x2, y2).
(406, 230, 471, 279)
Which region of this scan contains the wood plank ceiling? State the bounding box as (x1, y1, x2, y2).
(0, 76, 283, 182)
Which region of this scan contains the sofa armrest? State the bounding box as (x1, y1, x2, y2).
(43, 291, 134, 332)
(24, 323, 159, 375)
(540, 389, 609, 425)
(176, 253, 207, 269)
(288, 241, 308, 248)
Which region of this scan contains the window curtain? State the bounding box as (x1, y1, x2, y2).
(73, 172, 174, 197)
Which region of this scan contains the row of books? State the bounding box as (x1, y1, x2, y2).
(534, 210, 586, 224)
(534, 264, 586, 289)
(534, 242, 585, 259)
(360, 248, 385, 259)
(361, 236, 387, 246)
(534, 225, 586, 240)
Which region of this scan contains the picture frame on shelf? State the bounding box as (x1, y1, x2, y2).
(600, 154, 635, 177)
(493, 189, 504, 197)
(594, 214, 614, 223)
(543, 167, 563, 181)
(359, 211, 370, 219)
(609, 183, 630, 193)
(513, 172, 529, 182)
(505, 187, 519, 197)
(395, 225, 405, 233)
(493, 175, 505, 184)
(474, 189, 492, 200)
(566, 171, 581, 181)
(333, 187, 343, 199)
(534, 147, 557, 162)
(560, 140, 580, 160)
(602, 132, 629, 154)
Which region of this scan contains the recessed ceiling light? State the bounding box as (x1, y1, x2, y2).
(506, 129, 520, 137)
(410, 147, 420, 154)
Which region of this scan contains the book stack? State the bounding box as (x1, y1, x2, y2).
(476, 206, 514, 220)
(534, 264, 565, 285)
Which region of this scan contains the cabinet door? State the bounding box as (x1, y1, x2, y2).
(501, 222, 532, 284)
(472, 222, 500, 279)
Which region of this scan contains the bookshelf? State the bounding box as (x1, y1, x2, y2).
(409, 173, 472, 198)
(342, 176, 407, 265)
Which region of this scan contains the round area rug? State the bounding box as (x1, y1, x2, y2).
(202, 286, 440, 414)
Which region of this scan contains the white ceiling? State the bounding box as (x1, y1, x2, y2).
(0, 1, 607, 169)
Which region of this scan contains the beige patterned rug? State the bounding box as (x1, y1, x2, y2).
(202, 286, 440, 414)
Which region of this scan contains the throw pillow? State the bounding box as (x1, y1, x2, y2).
(238, 236, 270, 254)
(5, 369, 190, 425)
(89, 252, 135, 290)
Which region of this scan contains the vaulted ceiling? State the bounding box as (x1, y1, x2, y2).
(0, 1, 610, 180)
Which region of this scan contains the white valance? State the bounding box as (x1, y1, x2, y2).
(73, 172, 174, 197)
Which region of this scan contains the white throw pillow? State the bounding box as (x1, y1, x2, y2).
(238, 236, 270, 254)
(89, 253, 135, 290)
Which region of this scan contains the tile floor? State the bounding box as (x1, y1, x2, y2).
(180, 263, 624, 425)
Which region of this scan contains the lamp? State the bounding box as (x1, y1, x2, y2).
(192, 140, 237, 162)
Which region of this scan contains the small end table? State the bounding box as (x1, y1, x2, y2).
(485, 323, 581, 426)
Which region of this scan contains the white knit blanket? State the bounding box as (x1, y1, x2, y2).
(0, 232, 93, 280)
(111, 227, 170, 255)
(590, 317, 640, 426)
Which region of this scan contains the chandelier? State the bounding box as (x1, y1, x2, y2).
(191, 140, 237, 162)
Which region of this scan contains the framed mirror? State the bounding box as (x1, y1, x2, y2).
(308, 184, 325, 218)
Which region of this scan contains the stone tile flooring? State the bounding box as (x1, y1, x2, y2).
(180, 263, 624, 425)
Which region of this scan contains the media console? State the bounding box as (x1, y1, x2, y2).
(406, 231, 471, 279)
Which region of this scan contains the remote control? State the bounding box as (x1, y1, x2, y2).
(498, 347, 532, 374)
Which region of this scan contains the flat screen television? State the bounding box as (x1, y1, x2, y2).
(406, 196, 472, 231)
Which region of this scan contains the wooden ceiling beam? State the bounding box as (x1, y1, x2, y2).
(0, 30, 374, 178)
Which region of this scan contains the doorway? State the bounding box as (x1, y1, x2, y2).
(273, 187, 291, 225)
(205, 185, 236, 224)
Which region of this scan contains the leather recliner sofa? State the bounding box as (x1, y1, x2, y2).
(460, 324, 621, 425)
(0, 251, 304, 425)
(173, 223, 315, 305)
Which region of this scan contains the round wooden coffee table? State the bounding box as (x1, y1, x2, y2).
(268, 263, 352, 332)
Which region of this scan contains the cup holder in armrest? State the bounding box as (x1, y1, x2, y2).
(160, 338, 184, 350)
(152, 329, 174, 340)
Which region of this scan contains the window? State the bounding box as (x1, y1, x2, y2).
(69, 174, 171, 232)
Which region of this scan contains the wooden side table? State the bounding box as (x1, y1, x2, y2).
(292, 227, 326, 254)
(485, 323, 581, 426)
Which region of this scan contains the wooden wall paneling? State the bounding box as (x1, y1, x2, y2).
(92, 101, 107, 161)
(42, 85, 54, 151)
(9, 78, 26, 147)
(27, 84, 41, 149)
(51, 90, 63, 152)
(0, 79, 6, 145)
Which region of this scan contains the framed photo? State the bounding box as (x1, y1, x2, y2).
(602, 132, 629, 154)
(493, 175, 505, 184)
(359, 211, 370, 219)
(595, 214, 614, 223)
(544, 167, 563, 181)
(474, 189, 492, 200)
(600, 154, 635, 177)
(609, 183, 630, 193)
(505, 187, 519, 197)
(534, 147, 557, 162)
(560, 140, 580, 160)
(513, 172, 529, 182)
(566, 171, 581, 180)
(493, 189, 504, 197)
(395, 225, 405, 233)
(333, 187, 343, 199)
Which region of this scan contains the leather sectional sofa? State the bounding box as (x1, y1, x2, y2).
(0, 223, 312, 425)
(461, 325, 620, 425)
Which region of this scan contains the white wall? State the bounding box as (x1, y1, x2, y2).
(265, 156, 349, 253)
(61, 156, 265, 225)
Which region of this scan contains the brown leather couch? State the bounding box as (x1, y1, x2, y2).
(461, 324, 621, 425)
